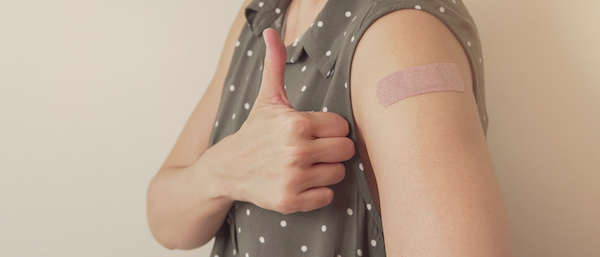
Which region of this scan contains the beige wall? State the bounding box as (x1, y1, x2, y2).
(466, 1, 600, 256)
(0, 1, 598, 257)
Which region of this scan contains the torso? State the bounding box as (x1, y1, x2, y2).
(283, 0, 382, 211)
(209, 1, 487, 256)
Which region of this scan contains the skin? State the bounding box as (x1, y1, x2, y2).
(147, 0, 352, 250)
(147, 0, 515, 255)
(351, 9, 515, 256)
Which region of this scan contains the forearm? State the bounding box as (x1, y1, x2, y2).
(147, 148, 233, 250)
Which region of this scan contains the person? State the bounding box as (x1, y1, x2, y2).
(147, 0, 515, 256)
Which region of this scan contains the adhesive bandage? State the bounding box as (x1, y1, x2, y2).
(375, 63, 465, 107)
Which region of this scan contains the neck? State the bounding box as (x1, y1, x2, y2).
(283, 0, 328, 45)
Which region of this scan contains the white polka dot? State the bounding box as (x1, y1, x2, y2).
(467, 41, 472, 47)
(259, 236, 265, 243)
(415, 5, 422, 10)
(290, 57, 294, 63)
(245, 253, 249, 257)
(322, 107, 328, 112)
(337, 255, 342, 257)
(232, 113, 236, 120)
(247, 50, 253, 57)
(366, 203, 372, 211)
(479, 57, 483, 63)
(352, 16, 357, 21)
(321, 225, 327, 232)
(326, 70, 331, 77)
(371, 239, 377, 247)
(280, 220, 287, 227)
(237, 227, 241, 233)
(301, 245, 308, 252)
(345, 11, 352, 17)
(326, 50, 332, 56)
(452, 0, 457, 3)
(235, 41, 240, 47)
(317, 21, 324, 27)
(293, 38, 300, 47)
(258, 2, 264, 7)
(344, 31, 347, 36)
(284, 85, 287, 90)
(359, 163, 364, 171)
(347, 208, 354, 216)
(259, 65, 263, 71)
(357, 249, 363, 256)
(244, 103, 250, 110)
(229, 85, 235, 92)
(345, 82, 348, 89)
(246, 209, 251, 216)
(301, 65, 307, 72)
(310, 22, 314, 28)
(214, 255, 219, 257)
(440, 6, 446, 13)
(301, 85, 307, 92)
(351, 36, 355, 42)
(275, 8, 281, 14)
(233, 249, 237, 255)
(214, 121, 219, 127)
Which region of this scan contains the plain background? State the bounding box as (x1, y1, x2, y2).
(1, 0, 598, 256)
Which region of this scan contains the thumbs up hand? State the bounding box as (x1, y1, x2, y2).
(209, 29, 355, 214)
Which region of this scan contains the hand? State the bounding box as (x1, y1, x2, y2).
(212, 28, 355, 215)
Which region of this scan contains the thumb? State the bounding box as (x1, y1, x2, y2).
(255, 28, 291, 108)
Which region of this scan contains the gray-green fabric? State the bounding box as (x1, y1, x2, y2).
(209, 0, 487, 256)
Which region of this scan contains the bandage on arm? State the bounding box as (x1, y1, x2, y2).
(375, 63, 465, 107)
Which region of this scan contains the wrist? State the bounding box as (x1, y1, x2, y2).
(194, 138, 236, 204)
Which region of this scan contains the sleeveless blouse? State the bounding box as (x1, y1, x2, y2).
(208, 0, 488, 256)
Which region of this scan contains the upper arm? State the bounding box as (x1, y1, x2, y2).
(161, 0, 253, 169)
(351, 10, 514, 256)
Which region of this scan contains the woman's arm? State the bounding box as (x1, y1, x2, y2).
(146, 7, 354, 249)
(351, 10, 514, 256)
(146, 0, 252, 249)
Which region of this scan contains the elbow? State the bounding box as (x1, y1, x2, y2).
(154, 238, 203, 251)
(147, 181, 208, 250)
(147, 200, 214, 250)
(146, 169, 219, 250)
(148, 220, 214, 250)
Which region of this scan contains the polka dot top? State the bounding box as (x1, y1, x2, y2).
(208, 0, 488, 256)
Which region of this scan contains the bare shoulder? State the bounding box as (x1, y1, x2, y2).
(351, 9, 473, 99)
(350, 8, 480, 146)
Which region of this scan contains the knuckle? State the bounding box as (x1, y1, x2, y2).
(299, 189, 334, 213)
(282, 171, 302, 188)
(274, 194, 298, 214)
(286, 143, 311, 164)
(340, 138, 356, 159)
(333, 115, 350, 135)
(316, 189, 334, 210)
(332, 164, 347, 183)
(283, 113, 312, 135)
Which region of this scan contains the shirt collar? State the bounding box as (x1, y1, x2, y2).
(245, 0, 348, 78)
(245, 0, 292, 37)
